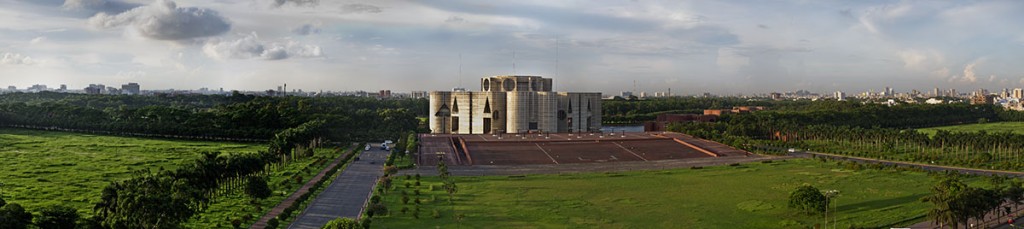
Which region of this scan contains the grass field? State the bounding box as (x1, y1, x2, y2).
(917, 121, 1024, 136)
(0, 128, 264, 216)
(375, 159, 940, 228)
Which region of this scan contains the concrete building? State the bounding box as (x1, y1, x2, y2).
(121, 83, 140, 95)
(429, 75, 601, 134)
(1014, 88, 1023, 99)
(85, 84, 105, 94)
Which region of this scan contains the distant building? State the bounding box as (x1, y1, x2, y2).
(378, 90, 392, 98)
(59, 84, 67, 92)
(28, 84, 47, 92)
(429, 75, 601, 134)
(971, 94, 996, 105)
(835, 91, 846, 101)
(1014, 88, 1023, 99)
(769, 92, 782, 100)
(121, 83, 140, 95)
(85, 84, 105, 94)
(410, 91, 428, 99)
(933, 87, 941, 97)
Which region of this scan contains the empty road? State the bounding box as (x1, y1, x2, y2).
(288, 144, 389, 229)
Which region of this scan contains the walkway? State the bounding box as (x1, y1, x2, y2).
(287, 144, 389, 229)
(398, 155, 786, 176)
(251, 146, 355, 229)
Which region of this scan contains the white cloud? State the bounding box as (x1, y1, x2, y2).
(88, 0, 231, 40)
(1, 52, 35, 65)
(203, 33, 323, 60)
(956, 62, 978, 83)
(30, 37, 46, 45)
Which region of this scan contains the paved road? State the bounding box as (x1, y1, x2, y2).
(288, 145, 389, 229)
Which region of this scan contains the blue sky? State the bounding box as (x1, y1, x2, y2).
(1, 0, 1023, 95)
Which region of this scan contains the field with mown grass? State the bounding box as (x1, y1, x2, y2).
(917, 121, 1024, 136)
(375, 159, 941, 228)
(0, 128, 264, 216)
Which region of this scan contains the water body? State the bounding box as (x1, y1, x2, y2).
(600, 125, 645, 133)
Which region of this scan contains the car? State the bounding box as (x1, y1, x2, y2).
(787, 148, 797, 153)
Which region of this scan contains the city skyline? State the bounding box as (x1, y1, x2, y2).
(2, 0, 1024, 94)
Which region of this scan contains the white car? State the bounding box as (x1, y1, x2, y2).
(787, 148, 797, 153)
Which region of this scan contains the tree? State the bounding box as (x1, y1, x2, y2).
(321, 217, 360, 229)
(0, 203, 33, 229)
(245, 176, 273, 201)
(922, 174, 967, 228)
(35, 205, 79, 229)
(788, 184, 826, 215)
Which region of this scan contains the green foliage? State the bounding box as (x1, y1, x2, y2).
(266, 218, 279, 229)
(35, 205, 79, 229)
(244, 176, 273, 200)
(0, 203, 33, 229)
(321, 217, 360, 229)
(788, 185, 826, 215)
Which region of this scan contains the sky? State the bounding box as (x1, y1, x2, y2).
(2, 0, 1024, 95)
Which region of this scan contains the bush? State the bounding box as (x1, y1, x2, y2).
(400, 207, 409, 215)
(788, 184, 826, 214)
(35, 205, 79, 229)
(321, 217, 360, 229)
(245, 176, 273, 200)
(432, 209, 440, 218)
(267, 218, 280, 229)
(231, 218, 242, 228)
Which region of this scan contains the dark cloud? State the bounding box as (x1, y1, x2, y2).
(291, 24, 320, 35)
(340, 3, 382, 14)
(88, 0, 231, 40)
(203, 33, 323, 60)
(445, 16, 466, 23)
(268, 0, 319, 8)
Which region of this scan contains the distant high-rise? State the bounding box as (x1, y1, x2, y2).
(121, 83, 140, 95)
(933, 87, 940, 97)
(85, 84, 105, 94)
(1014, 88, 1023, 99)
(834, 91, 846, 101)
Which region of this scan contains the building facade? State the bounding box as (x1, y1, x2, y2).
(429, 75, 602, 134)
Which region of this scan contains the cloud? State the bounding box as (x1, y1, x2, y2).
(30, 37, 47, 45)
(203, 33, 323, 60)
(88, 0, 231, 40)
(1, 52, 35, 65)
(62, 0, 106, 10)
(267, 0, 320, 8)
(340, 3, 382, 14)
(291, 24, 320, 35)
(445, 16, 466, 23)
(953, 62, 978, 83)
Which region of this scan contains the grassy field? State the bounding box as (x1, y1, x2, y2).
(375, 159, 940, 228)
(0, 128, 264, 216)
(917, 121, 1024, 136)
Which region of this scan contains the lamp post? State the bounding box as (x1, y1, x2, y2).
(824, 190, 840, 229)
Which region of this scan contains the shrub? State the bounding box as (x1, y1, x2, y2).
(432, 209, 440, 219)
(267, 218, 280, 229)
(400, 207, 409, 215)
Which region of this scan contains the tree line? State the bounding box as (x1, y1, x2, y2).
(0, 92, 425, 142)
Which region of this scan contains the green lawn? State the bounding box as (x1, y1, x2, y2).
(375, 159, 938, 228)
(917, 122, 1024, 136)
(0, 128, 264, 216)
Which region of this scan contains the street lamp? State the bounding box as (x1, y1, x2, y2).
(824, 190, 840, 229)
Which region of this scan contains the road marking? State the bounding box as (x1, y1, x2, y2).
(613, 142, 648, 161)
(477, 134, 489, 141)
(534, 143, 560, 164)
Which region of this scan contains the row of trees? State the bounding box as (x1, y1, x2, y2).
(0, 92, 424, 142)
(924, 174, 1024, 228)
(668, 103, 1024, 170)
